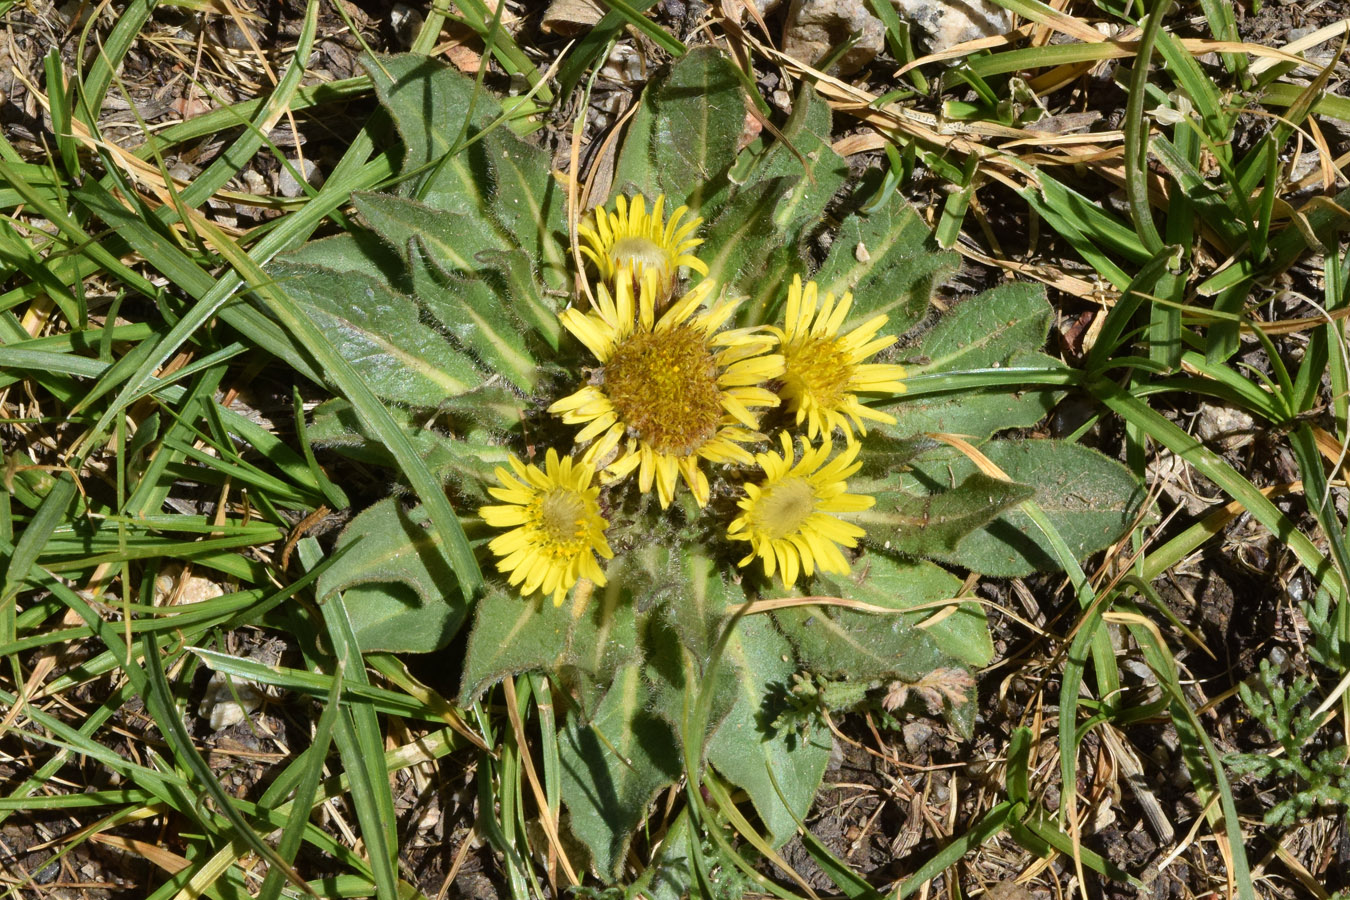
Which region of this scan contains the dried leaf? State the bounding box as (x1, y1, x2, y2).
(882, 667, 976, 714)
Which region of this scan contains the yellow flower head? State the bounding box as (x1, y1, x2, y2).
(550, 270, 784, 508)
(479, 448, 614, 606)
(577, 194, 708, 296)
(727, 432, 874, 587)
(772, 275, 908, 440)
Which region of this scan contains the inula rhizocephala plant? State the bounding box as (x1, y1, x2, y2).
(285, 49, 1144, 886)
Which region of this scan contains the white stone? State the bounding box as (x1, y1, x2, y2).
(542, 0, 605, 35)
(600, 43, 645, 86)
(783, 0, 886, 75)
(279, 159, 323, 198)
(1194, 401, 1255, 450)
(200, 672, 264, 731)
(891, 0, 1012, 54)
(782, 0, 1014, 74)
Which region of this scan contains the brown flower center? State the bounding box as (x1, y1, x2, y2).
(602, 324, 722, 457)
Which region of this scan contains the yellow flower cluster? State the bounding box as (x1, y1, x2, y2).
(479, 195, 908, 605)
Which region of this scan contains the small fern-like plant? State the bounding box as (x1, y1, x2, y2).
(1227, 658, 1350, 827)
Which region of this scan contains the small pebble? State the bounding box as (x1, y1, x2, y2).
(1194, 401, 1255, 450)
(902, 721, 931, 754)
(200, 672, 264, 731)
(892, 0, 1012, 53)
(783, 0, 885, 75)
(278, 159, 323, 198)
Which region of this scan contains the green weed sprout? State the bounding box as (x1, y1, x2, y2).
(1227, 658, 1350, 827)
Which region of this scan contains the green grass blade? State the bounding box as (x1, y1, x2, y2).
(0, 789, 151, 810)
(1012, 814, 1143, 885)
(74, 0, 155, 129)
(74, 136, 389, 459)
(896, 802, 1016, 897)
(447, 0, 552, 101)
(1086, 244, 1182, 374)
(132, 78, 371, 160)
(1122, 0, 1166, 255)
(1093, 380, 1340, 600)
(191, 648, 449, 720)
(1017, 172, 1143, 289)
(557, 0, 665, 96)
(316, 588, 401, 900)
(1289, 421, 1350, 610)
(140, 630, 313, 892)
(603, 0, 685, 55)
(0, 152, 161, 302)
(526, 672, 563, 829)
(1196, 0, 1247, 78)
(0, 212, 82, 326)
(1153, 29, 1232, 142)
(935, 156, 978, 249)
(160, 0, 322, 213)
(257, 657, 345, 900)
(1258, 81, 1350, 123)
(1, 473, 76, 615)
(1122, 603, 1256, 900)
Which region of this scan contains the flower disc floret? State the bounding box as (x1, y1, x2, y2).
(727, 432, 874, 587)
(577, 194, 708, 295)
(550, 270, 784, 508)
(772, 275, 908, 440)
(479, 448, 613, 606)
